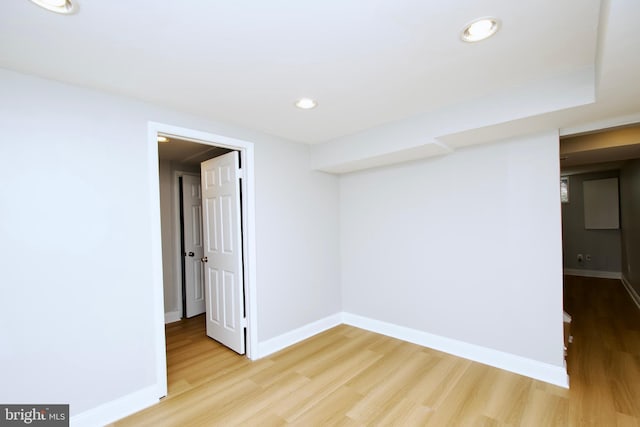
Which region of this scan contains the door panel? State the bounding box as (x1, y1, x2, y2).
(182, 175, 205, 318)
(201, 151, 245, 354)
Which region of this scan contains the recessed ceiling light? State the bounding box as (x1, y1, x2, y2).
(461, 17, 500, 42)
(29, 0, 76, 14)
(157, 136, 169, 143)
(295, 98, 317, 110)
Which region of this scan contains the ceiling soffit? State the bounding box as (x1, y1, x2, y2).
(3, 0, 636, 173)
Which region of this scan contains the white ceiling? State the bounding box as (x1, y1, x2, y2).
(2, 0, 639, 169)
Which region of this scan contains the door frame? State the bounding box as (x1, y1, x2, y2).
(148, 121, 258, 398)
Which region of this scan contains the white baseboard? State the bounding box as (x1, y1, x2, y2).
(70, 384, 162, 427)
(256, 313, 343, 359)
(564, 269, 621, 279)
(621, 275, 640, 311)
(342, 313, 569, 389)
(164, 311, 181, 324)
(80, 311, 570, 425)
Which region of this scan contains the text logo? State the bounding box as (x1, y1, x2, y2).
(0, 405, 68, 426)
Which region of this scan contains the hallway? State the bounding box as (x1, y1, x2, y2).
(563, 275, 640, 424)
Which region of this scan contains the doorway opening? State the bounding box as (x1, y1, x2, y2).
(148, 122, 258, 399)
(165, 145, 234, 322)
(559, 123, 640, 381)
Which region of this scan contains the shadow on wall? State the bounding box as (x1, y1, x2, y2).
(620, 159, 640, 299)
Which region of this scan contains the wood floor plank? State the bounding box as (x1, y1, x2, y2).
(286, 385, 362, 426)
(225, 372, 310, 425)
(370, 397, 434, 427)
(423, 363, 496, 426)
(479, 370, 531, 424)
(524, 387, 570, 427)
(277, 349, 381, 422)
(112, 275, 640, 426)
(346, 350, 438, 423)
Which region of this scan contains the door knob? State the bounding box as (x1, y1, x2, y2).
(201, 256, 208, 263)
(188, 252, 195, 257)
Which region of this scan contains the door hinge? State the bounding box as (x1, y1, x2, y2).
(237, 168, 244, 179)
(241, 317, 247, 328)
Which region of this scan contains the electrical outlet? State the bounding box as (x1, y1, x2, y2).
(585, 254, 592, 261)
(577, 254, 583, 263)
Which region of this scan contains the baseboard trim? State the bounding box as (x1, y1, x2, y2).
(342, 313, 569, 389)
(256, 313, 343, 359)
(564, 269, 621, 279)
(621, 275, 640, 311)
(164, 311, 181, 324)
(72, 311, 571, 425)
(70, 384, 162, 427)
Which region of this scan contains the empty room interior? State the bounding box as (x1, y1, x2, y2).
(1, 0, 639, 426)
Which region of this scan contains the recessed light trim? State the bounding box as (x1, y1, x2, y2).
(157, 136, 169, 143)
(461, 17, 500, 42)
(29, 0, 76, 14)
(295, 98, 317, 110)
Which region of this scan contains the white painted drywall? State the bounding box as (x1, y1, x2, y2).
(0, 69, 340, 418)
(254, 141, 342, 338)
(340, 131, 565, 367)
(158, 159, 177, 314)
(311, 68, 594, 173)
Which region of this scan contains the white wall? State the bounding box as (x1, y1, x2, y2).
(340, 131, 565, 367)
(255, 142, 342, 338)
(0, 69, 341, 418)
(158, 159, 177, 314)
(0, 66, 565, 421)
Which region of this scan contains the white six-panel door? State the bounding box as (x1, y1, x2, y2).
(201, 151, 245, 354)
(181, 174, 206, 318)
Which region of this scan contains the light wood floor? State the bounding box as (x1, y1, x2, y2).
(112, 276, 640, 426)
